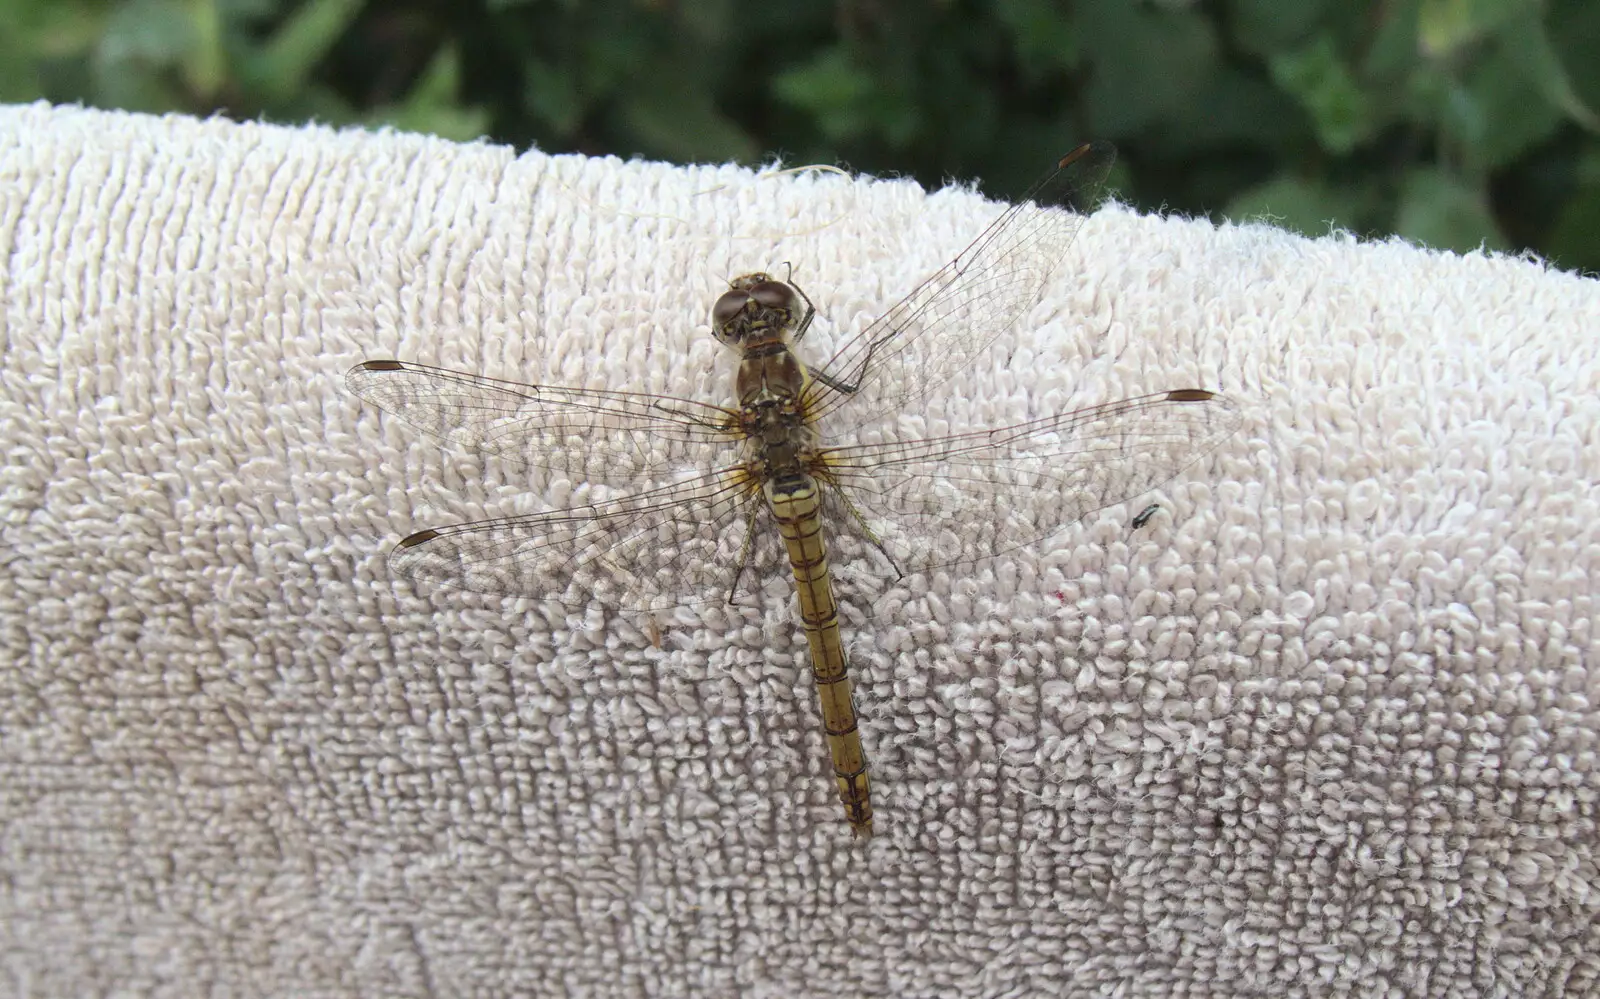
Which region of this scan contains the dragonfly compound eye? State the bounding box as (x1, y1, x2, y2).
(747, 280, 799, 316)
(712, 289, 752, 341)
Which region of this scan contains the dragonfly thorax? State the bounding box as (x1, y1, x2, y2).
(735, 341, 816, 463)
(711, 272, 803, 349)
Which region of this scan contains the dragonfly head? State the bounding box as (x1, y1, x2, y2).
(711, 273, 803, 349)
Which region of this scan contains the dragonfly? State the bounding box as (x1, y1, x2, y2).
(346, 142, 1241, 838)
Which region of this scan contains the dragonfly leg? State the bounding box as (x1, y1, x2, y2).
(828, 484, 904, 578)
(789, 272, 864, 395)
(810, 322, 900, 396)
(649, 400, 739, 432)
(723, 502, 764, 605)
(789, 271, 819, 344)
(810, 368, 857, 395)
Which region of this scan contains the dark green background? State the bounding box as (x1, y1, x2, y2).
(6, 0, 1598, 272)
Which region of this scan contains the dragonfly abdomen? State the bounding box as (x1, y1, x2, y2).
(764, 473, 874, 838)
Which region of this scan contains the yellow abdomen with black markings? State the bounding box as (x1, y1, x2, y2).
(763, 474, 873, 837)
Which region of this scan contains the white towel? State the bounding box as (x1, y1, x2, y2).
(2, 101, 1596, 998)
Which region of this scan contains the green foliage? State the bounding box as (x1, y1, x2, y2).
(5, 0, 1598, 271)
(0, 0, 489, 139)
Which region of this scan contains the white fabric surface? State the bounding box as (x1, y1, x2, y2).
(2, 101, 1597, 998)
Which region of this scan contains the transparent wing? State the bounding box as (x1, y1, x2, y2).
(819, 389, 1241, 576)
(386, 468, 792, 612)
(802, 141, 1116, 434)
(346, 360, 743, 485)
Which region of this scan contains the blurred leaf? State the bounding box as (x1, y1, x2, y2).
(1417, 0, 1522, 58)
(1439, 80, 1487, 150)
(621, 85, 758, 163)
(91, 0, 201, 111)
(1456, 34, 1564, 168)
(1549, 0, 1600, 108)
(523, 56, 582, 136)
(1162, 68, 1306, 149)
(1577, 145, 1600, 186)
(1080, 2, 1220, 136)
(0, 46, 41, 101)
(0, 0, 96, 99)
(378, 45, 491, 142)
(0, 0, 107, 58)
(1228, 0, 1332, 54)
(1545, 147, 1600, 272)
(1270, 35, 1375, 154)
(1363, 0, 1424, 78)
(994, 0, 1081, 77)
(183, 0, 224, 98)
(1395, 168, 1508, 251)
(676, 0, 739, 46)
(578, 23, 652, 98)
(91, 64, 186, 112)
(1226, 175, 1366, 237)
(247, 0, 363, 103)
(223, 0, 280, 17)
(1545, 187, 1600, 273)
(772, 46, 878, 143)
(1496, 8, 1600, 133)
(99, 0, 195, 67)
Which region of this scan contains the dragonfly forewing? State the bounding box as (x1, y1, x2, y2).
(801, 141, 1116, 435)
(347, 359, 744, 486)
